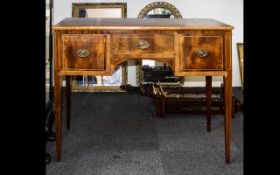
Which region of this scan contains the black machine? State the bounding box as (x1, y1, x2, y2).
(140, 65, 184, 96)
(142, 65, 182, 83)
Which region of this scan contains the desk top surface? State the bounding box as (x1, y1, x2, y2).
(53, 18, 233, 30)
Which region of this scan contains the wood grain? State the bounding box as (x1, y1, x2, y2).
(180, 35, 223, 70)
(62, 34, 106, 70)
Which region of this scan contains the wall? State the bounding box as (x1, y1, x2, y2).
(53, 0, 243, 87)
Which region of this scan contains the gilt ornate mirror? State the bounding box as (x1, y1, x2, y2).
(71, 3, 128, 92)
(237, 43, 244, 89)
(137, 2, 184, 86)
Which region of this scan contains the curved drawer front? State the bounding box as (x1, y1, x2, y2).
(180, 35, 223, 70)
(62, 34, 106, 70)
(111, 34, 174, 58)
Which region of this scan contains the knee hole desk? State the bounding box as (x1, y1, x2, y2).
(53, 18, 233, 163)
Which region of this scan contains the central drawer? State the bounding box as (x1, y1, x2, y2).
(111, 34, 174, 58)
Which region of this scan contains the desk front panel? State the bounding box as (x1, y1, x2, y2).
(56, 30, 228, 76)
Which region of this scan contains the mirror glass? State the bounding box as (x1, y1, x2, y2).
(72, 3, 127, 92)
(78, 8, 123, 18)
(145, 8, 175, 18)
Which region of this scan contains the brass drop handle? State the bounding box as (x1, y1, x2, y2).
(77, 49, 90, 58)
(136, 40, 150, 49)
(194, 49, 208, 58)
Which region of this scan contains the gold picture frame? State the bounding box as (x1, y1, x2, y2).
(71, 3, 128, 92)
(237, 43, 244, 89)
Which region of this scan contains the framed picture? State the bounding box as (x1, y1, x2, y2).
(71, 3, 128, 92)
(237, 43, 244, 89)
(72, 3, 127, 18)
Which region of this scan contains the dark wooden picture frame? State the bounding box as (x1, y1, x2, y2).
(72, 3, 127, 18)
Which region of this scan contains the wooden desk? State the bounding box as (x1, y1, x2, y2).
(53, 18, 234, 163)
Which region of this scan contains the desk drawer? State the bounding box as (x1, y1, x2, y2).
(62, 34, 106, 70)
(180, 35, 223, 70)
(111, 34, 174, 58)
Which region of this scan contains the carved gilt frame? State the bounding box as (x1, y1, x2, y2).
(71, 3, 128, 92)
(237, 43, 244, 89)
(136, 2, 184, 86)
(138, 1, 182, 18)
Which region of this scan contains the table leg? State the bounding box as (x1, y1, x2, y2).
(206, 76, 212, 132)
(224, 71, 232, 164)
(54, 71, 62, 161)
(154, 97, 162, 117)
(66, 76, 71, 130)
(161, 97, 166, 118)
